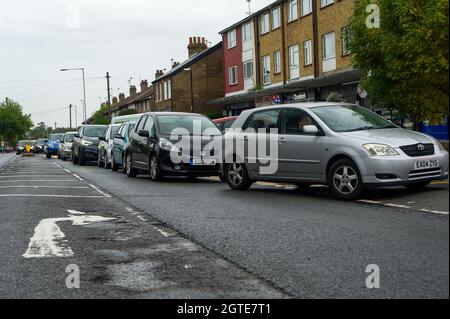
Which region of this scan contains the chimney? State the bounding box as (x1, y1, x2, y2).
(140, 80, 149, 92)
(112, 96, 118, 105)
(119, 93, 125, 102)
(188, 36, 208, 58)
(129, 85, 137, 96)
(172, 61, 180, 69)
(155, 69, 164, 80)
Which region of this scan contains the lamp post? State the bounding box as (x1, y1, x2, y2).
(61, 68, 87, 122)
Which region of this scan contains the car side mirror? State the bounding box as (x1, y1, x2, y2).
(74, 133, 80, 138)
(138, 130, 150, 138)
(99, 136, 106, 141)
(303, 125, 319, 135)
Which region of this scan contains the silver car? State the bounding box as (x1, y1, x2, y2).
(223, 103, 449, 200)
(98, 124, 120, 169)
(59, 132, 77, 161)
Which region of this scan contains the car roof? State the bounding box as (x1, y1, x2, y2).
(142, 112, 206, 117)
(245, 102, 354, 113)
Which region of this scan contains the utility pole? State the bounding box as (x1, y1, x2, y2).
(106, 72, 112, 122)
(69, 104, 73, 129)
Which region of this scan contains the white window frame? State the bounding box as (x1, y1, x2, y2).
(322, 32, 336, 60)
(167, 80, 172, 99)
(243, 61, 254, 80)
(260, 13, 270, 35)
(227, 29, 236, 49)
(228, 66, 238, 85)
(272, 7, 281, 30)
(155, 84, 159, 102)
(288, 0, 298, 22)
(321, 0, 334, 8)
(304, 40, 312, 66)
(301, 0, 312, 16)
(242, 23, 253, 42)
(164, 82, 168, 100)
(289, 45, 300, 79)
(262, 55, 271, 85)
(274, 51, 281, 74)
(159, 83, 162, 102)
(342, 26, 351, 56)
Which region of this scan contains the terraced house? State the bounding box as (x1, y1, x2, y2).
(212, 0, 362, 115)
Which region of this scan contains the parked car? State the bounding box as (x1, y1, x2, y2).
(223, 103, 449, 200)
(111, 121, 136, 172)
(72, 125, 107, 165)
(16, 140, 30, 155)
(98, 124, 120, 169)
(45, 133, 64, 158)
(125, 112, 222, 180)
(34, 138, 48, 154)
(58, 132, 77, 161)
(111, 114, 143, 125)
(213, 116, 238, 132)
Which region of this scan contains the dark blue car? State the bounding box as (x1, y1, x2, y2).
(45, 134, 64, 158)
(111, 122, 136, 172)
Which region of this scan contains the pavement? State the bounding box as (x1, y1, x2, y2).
(0, 154, 448, 298)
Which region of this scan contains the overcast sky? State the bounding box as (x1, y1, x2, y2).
(0, 0, 273, 128)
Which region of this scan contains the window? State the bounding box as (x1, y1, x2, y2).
(155, 85, 159, 102)
(143, 116, 154, 132)
(159, 83, 163, 102)
(321, 0, 334, 8)
(301, 0, 312, 16)
(281, 109, 317, 135)
(260, 13, 270, 34)
(227, 29, 236, 49)
(272, 7, 281, 30)
(304, 40, 312, 66)
(288, 0, 298, 22)
(274, 51, 281, 74)
(229, 66, 238, 85)
(262, 55, 271, 85)
(244, 110, 281, 132)
(243, 61, 254, 79)
(342, 26, 351, 56)
(167, 80, 172, 99)
(164, 82, 168, 100)
(289, 45, 300, 79)
(242, 23, 252, 42)
(322, 32, 336, 60)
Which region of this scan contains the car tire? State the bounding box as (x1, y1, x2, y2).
(62, 155, 67, 162)
(295, 182, 312, 190)
(149, 154, 163, 182)
(328, 159, 363, 200)
(224, 161, 252, 190)
(219, 174, 226, 183)
(104, 153, 111, 169)
(111, 154, 119, 172)
(125, 153, 138, 177)
(46, 153, 51, 159)
(405, 182, 431, 190)
(97, 153, 104, 167)
(79, 152, 85, 166)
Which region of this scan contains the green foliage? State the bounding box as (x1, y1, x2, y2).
(118, 108, 138, 116)
(0, 98, 33, 145)
(350, 0, 449, 121)
(205, 111, 224, 120)
(90, 103, 112, 125)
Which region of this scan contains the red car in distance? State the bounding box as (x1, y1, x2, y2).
(213, 116, 238, 132)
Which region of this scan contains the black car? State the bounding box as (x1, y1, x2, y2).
(72, 125, 107, 165)
(34, 138, 48, 154)
(111, 121, 136, 172)
(125, 112, 222, 180)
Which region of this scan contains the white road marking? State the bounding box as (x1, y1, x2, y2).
(419, 209, 449, 215)
(384, 203, 411, 209)
(72, 174, 84, 181)
(155, 227, 174, 238)
(358, 199, 449, 215)
(23, 210, 116, 258)
(0, 186, 90, 189)
(358, 200, 383, 205)
(89, 184, 111, 198)
(0, 175, 68, 178)
(0, 180, 78, 183)
(137, 216, 147, 222)
(0, 194, 109, 198)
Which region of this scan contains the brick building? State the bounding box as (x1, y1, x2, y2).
(152, 37, 225, 116)
(108, 80, 155, 118)
(212, 0, 363, 115)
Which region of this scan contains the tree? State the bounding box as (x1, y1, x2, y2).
(118, 109, 138, 116)
(350, 0, 449, 125)
(90, 103, 112, 125)
(0, 98, 33, 145)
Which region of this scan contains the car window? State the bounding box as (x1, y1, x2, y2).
(223, 120, 235, 129)
(64, 134, 75, 142)
(144, 116, 154, 131)
(49, 134, 64, 141)
(83, 126, 106, 138)
(244, 110, 280, 132)
(117, 125, 124, 137)
(128, 123, 135, 136)
(137, 116, 147, 131)
(110, 126, 120, 138)
(157, 115, 221, 136)
(281, 109, 317, 135)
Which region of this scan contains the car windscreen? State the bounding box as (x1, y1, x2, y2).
(311, 105, 396, 132)
(64, 134, 75, 143)
(83, 126, 106, 138)
(49, 134, 64, 141)
(157, 115, 222, 136)
(37, 139, 47, 144)
(18, 141, 28, 146)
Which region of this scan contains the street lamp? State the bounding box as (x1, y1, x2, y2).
(60, 68, 87, 122)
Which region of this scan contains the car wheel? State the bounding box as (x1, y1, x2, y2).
(79, 152, 85, 166)
(97, 153, 103, 167)
(125, 153, 137, 177)
(225, 161, 252, 190)
(73, 154, 79, 164)
(104, 153, 111, 169)
(295, 182, 312, 190)
(149, 154, 163, 182)
(219, 174, 226, 183)
(46, 153, 51, 159)
(111, 154, 119, 172)
(62, 155, 67, 162)
(405, 182, 431, 190)
(328, 159, 363, 200)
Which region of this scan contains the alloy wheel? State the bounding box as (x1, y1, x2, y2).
(333, 165, 359, 195)
(228, 162, 243, 186)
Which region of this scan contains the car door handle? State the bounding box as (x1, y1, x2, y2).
(278, 137, 287, 144)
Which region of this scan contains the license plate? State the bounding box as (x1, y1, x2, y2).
(414, 159, 439, 170)
(191, 158, 216, 166)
